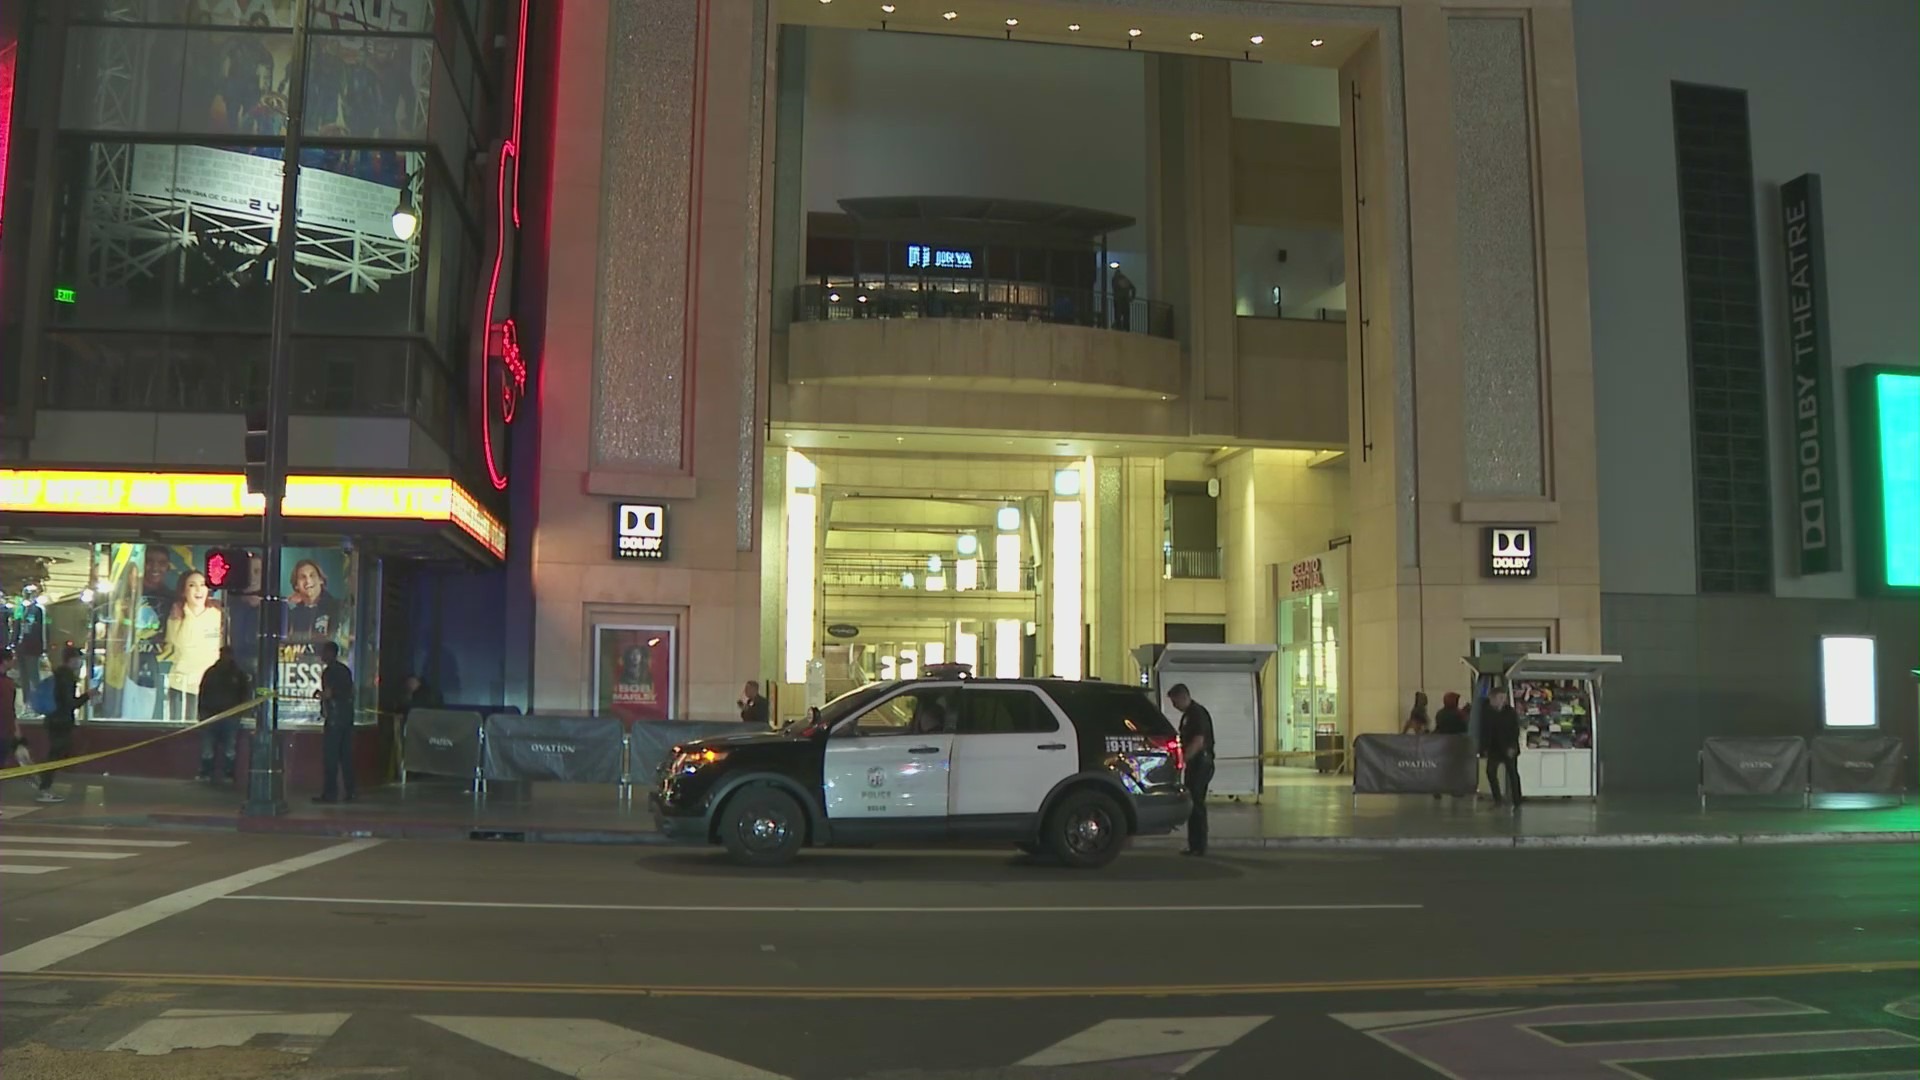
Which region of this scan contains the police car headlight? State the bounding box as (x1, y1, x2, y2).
(669, 747, 728, 774)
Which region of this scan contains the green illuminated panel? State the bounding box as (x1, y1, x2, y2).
(1878, 372, 1920, 588)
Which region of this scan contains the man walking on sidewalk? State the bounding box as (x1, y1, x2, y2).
(314, 641, 357, 804)
(1168, 684, 1215, 856)
(1481, 687, 1523, 808)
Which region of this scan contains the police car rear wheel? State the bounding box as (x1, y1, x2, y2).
(719, 785, 804, 867)
(1043, 789, 1125, 869)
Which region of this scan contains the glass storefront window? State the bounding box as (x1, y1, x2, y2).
(5, 541, 367, 727)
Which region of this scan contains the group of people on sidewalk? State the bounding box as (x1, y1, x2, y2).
(1402, 686, 1526, 807)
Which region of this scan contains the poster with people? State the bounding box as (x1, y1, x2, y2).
(277, 548, 357, 724)
(594, 626, 676, 724)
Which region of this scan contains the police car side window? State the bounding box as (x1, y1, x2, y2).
(959, 690, 1059, 735)
(848, 689, 956, 737)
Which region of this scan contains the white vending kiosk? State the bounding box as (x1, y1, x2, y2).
(1152, 643, 1279, 799)
(1501, 653, 1621, 799)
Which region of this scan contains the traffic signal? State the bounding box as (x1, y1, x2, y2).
(204, 549, 251, 593)
(244, 407, 270, 497)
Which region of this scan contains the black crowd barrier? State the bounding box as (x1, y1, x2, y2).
(482, 713, 626, 784)
(1809, 733, 1907, 795)
(628, 720, 756, 783)
(402, 709, 485, 779)
(1699, 736, 1809, 802)
(1351, 733, 1478, 797)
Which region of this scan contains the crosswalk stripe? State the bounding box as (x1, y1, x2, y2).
(1017, 1016, 1271, 1069)
(0, 848, 137, 860)
(0, 865, 65, 875)
(0, 835, 188, 848)
(422, 1016, 792, 1079)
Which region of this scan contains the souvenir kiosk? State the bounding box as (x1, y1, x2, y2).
(1476, 653, 1622, 798)
(1147, 643, 1278, 799)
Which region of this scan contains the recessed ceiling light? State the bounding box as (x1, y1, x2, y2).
(881, 3, 894, 10)
(1067, 23, 1081, 31)
(1189, 31, 1204, 41)
(1249, 34, 1264, 45)
(942, 10, 957, 19)
(1127, 27, 1143, 37)
(1005, 17, 1018, 26)
(1310, 37, 1326, 47)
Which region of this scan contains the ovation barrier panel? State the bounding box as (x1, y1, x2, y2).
(1351, 733, 1478, 800)
(402, 709, 485, 780)
(1699, 736, 1810, 807)
(1809, 733, 1908, 797)
(628, 720, 754, 785)
(482, 713, 627, 786)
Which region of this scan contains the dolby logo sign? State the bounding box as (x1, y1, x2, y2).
(1484, 526, 1537, 579)
(612, 503, 668, 561)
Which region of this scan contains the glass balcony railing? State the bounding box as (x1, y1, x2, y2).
(794, 283, 1175, 340)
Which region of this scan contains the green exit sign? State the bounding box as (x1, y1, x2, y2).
(53, 286, 77, 304)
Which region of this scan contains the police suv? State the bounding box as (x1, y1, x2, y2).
(649, 667, 1190, 868)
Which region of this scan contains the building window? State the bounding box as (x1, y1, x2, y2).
(1671, 82, 1772, 595)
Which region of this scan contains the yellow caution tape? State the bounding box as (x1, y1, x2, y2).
(1, 695, 272, 780)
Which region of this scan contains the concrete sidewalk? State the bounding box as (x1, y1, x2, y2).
(3, 771, 1912, 850)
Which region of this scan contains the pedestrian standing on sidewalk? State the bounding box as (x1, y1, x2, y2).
(38, 646, 90, 803)
(1481, 687, 1523, 808)
(738, 680, 770, 727)
(1433, 691, 1468, 736)
(1401, 691, 1431, 734)
(313, 641, 357, 804)
(0, 647, 21, 767)
(1168, 684, 1215, 857)
(195, 645, 252, 785)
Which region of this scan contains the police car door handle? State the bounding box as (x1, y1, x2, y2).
(1037, 742, 1068, 751)
(908, 745, 941, 754)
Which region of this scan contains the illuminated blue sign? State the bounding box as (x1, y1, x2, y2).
(907, 244, 974, 270)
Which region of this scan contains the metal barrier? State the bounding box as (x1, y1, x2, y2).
(1699, 736, 1810, 808)
(1350, 734, 1478, 803)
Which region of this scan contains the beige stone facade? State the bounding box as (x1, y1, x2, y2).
(531, 0, 1602, 741)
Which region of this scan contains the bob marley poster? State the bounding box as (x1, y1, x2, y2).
(594, 625, 675, 723)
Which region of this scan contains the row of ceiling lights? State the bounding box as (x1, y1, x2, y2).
(820, 1, 1326, 48)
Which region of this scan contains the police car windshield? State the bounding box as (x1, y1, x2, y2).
(801, 683, 892, 734)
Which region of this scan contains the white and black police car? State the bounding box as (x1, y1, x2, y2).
(649, 665, 1190, 868)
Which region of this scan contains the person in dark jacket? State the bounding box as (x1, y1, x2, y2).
(38, 646, 90, 802)
(1169, 683, 1215, 857)
(1401, 691, 1431, 734)
(738, 680, 770, 727)
(1480, 687, 1523, 807)
(400, 674, 442, 717)
(1433, 691, 1468, 735)
(196, 646, 252, 784)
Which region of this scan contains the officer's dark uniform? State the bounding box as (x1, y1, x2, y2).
(1178, 697, 1216, 855)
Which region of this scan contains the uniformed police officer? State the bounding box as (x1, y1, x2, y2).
(1167, 683, 1215, 857)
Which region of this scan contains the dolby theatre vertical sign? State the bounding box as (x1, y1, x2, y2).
(1779, 174, 1841, 575)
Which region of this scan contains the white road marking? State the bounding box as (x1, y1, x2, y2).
(0, 848, 137, 860)
(0, 835, 189, 848)
(0, 865, 65, 875)
(422, 1016, 792, 1079)
(108, 1009, 350, 1057)
(0, 839, 382, 974)
(1017, 1016, 1271, 1069)
(225, 895, 1419, 914)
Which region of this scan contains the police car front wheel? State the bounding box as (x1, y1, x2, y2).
(1043, 789, 1127, 869)
(718, 784, 805, 867)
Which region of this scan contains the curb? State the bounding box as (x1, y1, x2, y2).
(45, 812, 1913, 851)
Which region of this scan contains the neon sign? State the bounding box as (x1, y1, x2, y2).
(0, 470, 507, 559)
(907, 244, 974, 270)
(479, 0, 533, 491)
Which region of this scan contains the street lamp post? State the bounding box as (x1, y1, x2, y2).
(244, 0, 312, 818)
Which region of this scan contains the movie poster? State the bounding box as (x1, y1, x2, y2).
(275, 547, 357, 724)
(594, 625, 676, 724)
